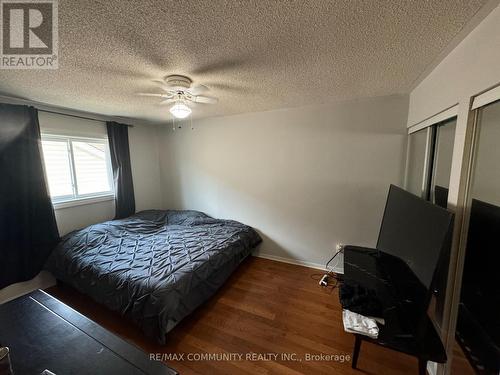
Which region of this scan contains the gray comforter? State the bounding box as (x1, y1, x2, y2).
(45, 210, 261, 344)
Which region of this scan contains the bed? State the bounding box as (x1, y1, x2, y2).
(45, 210, 262, 344)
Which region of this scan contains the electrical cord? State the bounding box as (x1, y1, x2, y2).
(311, 272, 338, 293)
(326, 248, 342, 271)
(312, 245, 344, 292)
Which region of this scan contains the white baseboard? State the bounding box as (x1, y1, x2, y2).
(253, 252, 344, 274)
(0, 271, 56, 304)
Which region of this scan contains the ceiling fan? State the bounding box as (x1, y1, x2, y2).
(138, 74, 218, 119)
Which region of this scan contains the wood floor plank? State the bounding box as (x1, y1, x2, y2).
(46, 256, 425, 374)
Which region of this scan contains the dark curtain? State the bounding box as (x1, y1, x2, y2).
(106, 121, 135, 219)
(0, 104, 60, 288)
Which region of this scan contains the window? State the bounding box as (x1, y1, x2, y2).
(41, 135, 114, 205)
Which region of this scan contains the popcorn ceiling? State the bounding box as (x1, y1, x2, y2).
(0, 0, 487, 124)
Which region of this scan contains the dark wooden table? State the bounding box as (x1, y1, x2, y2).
(0, 290, 177, 375)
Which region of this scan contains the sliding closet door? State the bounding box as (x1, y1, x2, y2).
(455, 100, 500, 374)
(428, 118, 457, 328)
(430, 118, 457, 208)
(470, 102, 500, 204)
(406, 128, 430, 197)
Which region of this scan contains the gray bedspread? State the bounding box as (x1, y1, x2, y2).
(45, 210, 261, 344)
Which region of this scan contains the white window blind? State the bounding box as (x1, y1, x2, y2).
(41, 135, 114, 203)
(42, 139, 74, 198)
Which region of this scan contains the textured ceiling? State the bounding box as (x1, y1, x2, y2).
(0, 0, 489, 123)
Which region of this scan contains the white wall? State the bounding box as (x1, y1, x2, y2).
(159, 95, 409, 269)
(128, 123, 163, 212)
(408, 3, 500, 126)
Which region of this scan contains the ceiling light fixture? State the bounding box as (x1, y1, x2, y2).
(169, 101, 192, 119)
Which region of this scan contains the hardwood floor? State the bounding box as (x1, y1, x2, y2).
(450, 340, 475, 375)
(47, 257, 423, 375)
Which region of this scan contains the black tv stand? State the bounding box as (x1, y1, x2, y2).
(341, 246, 446, 375)
(337, 185, 453, 375)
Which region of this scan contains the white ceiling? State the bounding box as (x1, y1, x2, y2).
(0, 0, 489, 123)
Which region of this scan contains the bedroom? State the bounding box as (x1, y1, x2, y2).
(0, 1, 500, 374)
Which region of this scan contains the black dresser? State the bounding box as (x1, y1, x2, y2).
(0, 290, 177, 375)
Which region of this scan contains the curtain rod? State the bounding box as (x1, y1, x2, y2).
(39, 109, 134, 127)
(0, 95, 134, 127)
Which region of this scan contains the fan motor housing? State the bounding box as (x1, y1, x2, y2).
(164, 75, 192, 90)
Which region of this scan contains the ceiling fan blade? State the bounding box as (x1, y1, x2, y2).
(137, 93, 164, 97)
(193, 95, 218, 104)
(205, 82, 249, 93)
(191, 57, 248, 75)
(75, 63, 150, 80)
(151, 80, 177, 93)
(159, 98, 176, 105)
(189, 83, 209, 95)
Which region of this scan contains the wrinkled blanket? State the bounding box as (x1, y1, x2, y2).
(46, 210, 262, 344)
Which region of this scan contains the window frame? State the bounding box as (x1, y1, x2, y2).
(41, 133, 115, 209)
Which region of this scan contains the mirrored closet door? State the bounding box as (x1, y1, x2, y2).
(406, 128, 431, 197)
(453, 100, 500, 375)
(428, 118, 457, 327)
(430, 118, 457, 209)
(405, 118, 457, 330)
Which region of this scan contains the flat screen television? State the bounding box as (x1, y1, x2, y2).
(376, 185, 454, 290)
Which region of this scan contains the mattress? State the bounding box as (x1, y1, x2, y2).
(45, 210, 262, 344)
